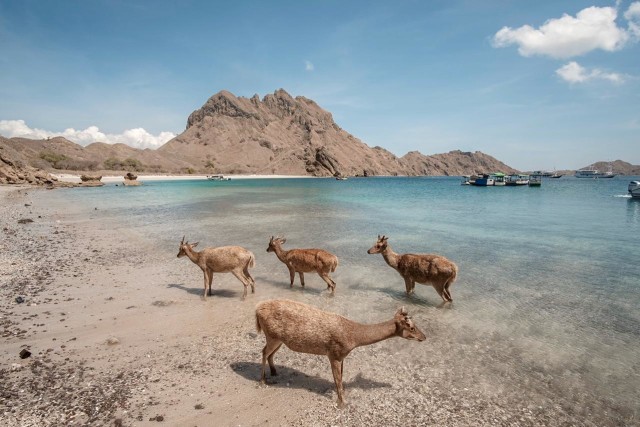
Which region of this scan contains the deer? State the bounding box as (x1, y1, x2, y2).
(367, 235, 458, 302)
(255, 299, 425, 408)
(266, 236, 338, 293)
(177, 236, 256, 299)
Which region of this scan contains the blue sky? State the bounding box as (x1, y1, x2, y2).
(1, 0, 639, 171)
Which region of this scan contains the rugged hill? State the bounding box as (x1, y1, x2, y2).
(0, 138, 58, 185)
(402, 150, 518, 176)
(158, 89, 412, 176)
(2, 89, 528, 177)
(587, 160, 640, 176)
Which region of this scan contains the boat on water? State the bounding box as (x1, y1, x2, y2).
(461, 175, 471, 185)
(492, 172, 506, 186)
(207, 174, 231, 181)
(575, 165, 615, 178)
(471, 174, 494, 186)
(505, 174, 529, 186)
(629, 181, 640, 199)
(336, 176, 348, 181)
(549, 173, 563, 178)
(529, 173, 542, 187)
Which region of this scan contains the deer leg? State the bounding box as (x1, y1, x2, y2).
(202, 271, 209, 299)
(244, 266, 256, 293)
(434, 282, 447, 302)
(261, 338, 282, 383)
(288, 266, 295, 287)
(443, 281, 453, 301)
(299, 272, 305, 287)
(208, 271, 214, 296)
(320, 273, 336, 293)
(403, 277, 413, 295)
(329, 357, 346, 408)
(231, 270, 249, 299)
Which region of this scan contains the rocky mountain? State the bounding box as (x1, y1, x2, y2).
(2, 89, 527, 177)
(0, 139, 59, 185)
(587, 160, 640, 176)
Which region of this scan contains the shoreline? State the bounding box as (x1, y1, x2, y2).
(50, 173, 317, 184)
(1, 185, 636, 426)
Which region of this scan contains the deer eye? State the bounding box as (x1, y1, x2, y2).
(410, 327, 415, 332)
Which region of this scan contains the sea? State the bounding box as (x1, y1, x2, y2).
(40, 175, 640, 421)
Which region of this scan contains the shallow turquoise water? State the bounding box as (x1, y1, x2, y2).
(45, 176, 640, 418)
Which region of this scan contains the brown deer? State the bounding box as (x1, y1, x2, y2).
(177, 236, 255, 299)
(367, 235, 458, 302)
(256, 299, 425, 408)
(266, 236, 338, 293)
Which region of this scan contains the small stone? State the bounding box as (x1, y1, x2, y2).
(15, 296, 25, 304)
(19, 349, 31, 359)
(106, 337, 120, 345)
(18, 218, 34, 224)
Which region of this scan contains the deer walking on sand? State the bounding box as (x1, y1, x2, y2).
(177, 236, 255, 299)
(367, 235, 458, 302)
(255, 299, 425, 408)
(266, 236, 338, 293)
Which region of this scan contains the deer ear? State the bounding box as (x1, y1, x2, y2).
(280, 238, 286, 244)
(400, 306, 408, 316)
(191, 242, 199, 248)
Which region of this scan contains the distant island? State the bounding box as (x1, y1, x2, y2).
(1, 89, 639, 184)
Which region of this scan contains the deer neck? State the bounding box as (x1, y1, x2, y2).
(381, 245, 400, 269)
(183, 245, 201, 265)
(272, 244, 289, 263)
(350, 319, 397, 349)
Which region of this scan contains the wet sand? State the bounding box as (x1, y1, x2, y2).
(0, 185, 636, 426)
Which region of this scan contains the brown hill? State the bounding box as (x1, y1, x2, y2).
(0, 138, 59, 185)
(1, 89, 527, 177)
(587, 160, 640, 176)
(402, 150, 518, 176)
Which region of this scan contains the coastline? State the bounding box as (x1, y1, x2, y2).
(51, 173, 315, 184)
(1, 184, 636, 426)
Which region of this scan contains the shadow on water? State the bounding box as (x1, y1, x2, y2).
(372, 285, 450, 309)
(166, 283, 238, 298)
(229, 361, 391, 396)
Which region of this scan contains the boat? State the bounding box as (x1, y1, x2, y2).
(492, 172, 506, 186)
(336, 176, 348, 181)
(505, 174, 529, 186)
(207, 174, 231, 181)
(575, 164, 616, 178)
(472, 174, 495, 186)
(549, 173, 563, 178)
(629, 181, 640, 199)
(461, 175, 471, 185)
(529, 173, 542, 187)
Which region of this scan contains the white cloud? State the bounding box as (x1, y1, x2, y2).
(305, 60, 314, 71)
(625, 1, 640, 37)
(492, 5, 630, 58)
(556, 61, 624, 84)
(0, 120, 175, 149)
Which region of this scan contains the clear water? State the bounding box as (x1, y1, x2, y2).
(42, 176, 640, 418)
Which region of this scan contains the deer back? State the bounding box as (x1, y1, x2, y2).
(397, 253, 457, 283)
(201, 246, 253, 272)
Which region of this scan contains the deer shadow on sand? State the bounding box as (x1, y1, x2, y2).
(254, 276, 328, 295)
(230, 361, 391, 396)
(166, 283, 237, 299)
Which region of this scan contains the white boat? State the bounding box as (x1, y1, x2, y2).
(575, 165, 615, 178)
(207, 174, 231, 181)
(629, 181, 640, 199)
(505, 174, 529, 186)
(529, 173, 542, 186)
(492, 172, 506, 186)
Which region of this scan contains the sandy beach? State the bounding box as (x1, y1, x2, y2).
(51, 174, 314, 184)
(1, 184, 636, 427)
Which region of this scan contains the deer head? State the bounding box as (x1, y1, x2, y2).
(367, 235, 389, 254)
(394, 307, 426, 341)
(266, 236, 286, 253)
(177, 236, 199, 258)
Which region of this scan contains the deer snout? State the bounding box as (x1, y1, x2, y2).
(367, 248, 375, 254)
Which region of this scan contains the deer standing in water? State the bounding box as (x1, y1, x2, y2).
(266, 236, 338, 293)
(367, 235, 458, 302)
(255, 299, 426, 408)
(177, 236, 255, 299)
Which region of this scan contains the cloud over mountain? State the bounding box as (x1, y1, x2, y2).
(0, 120, 175, 149)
